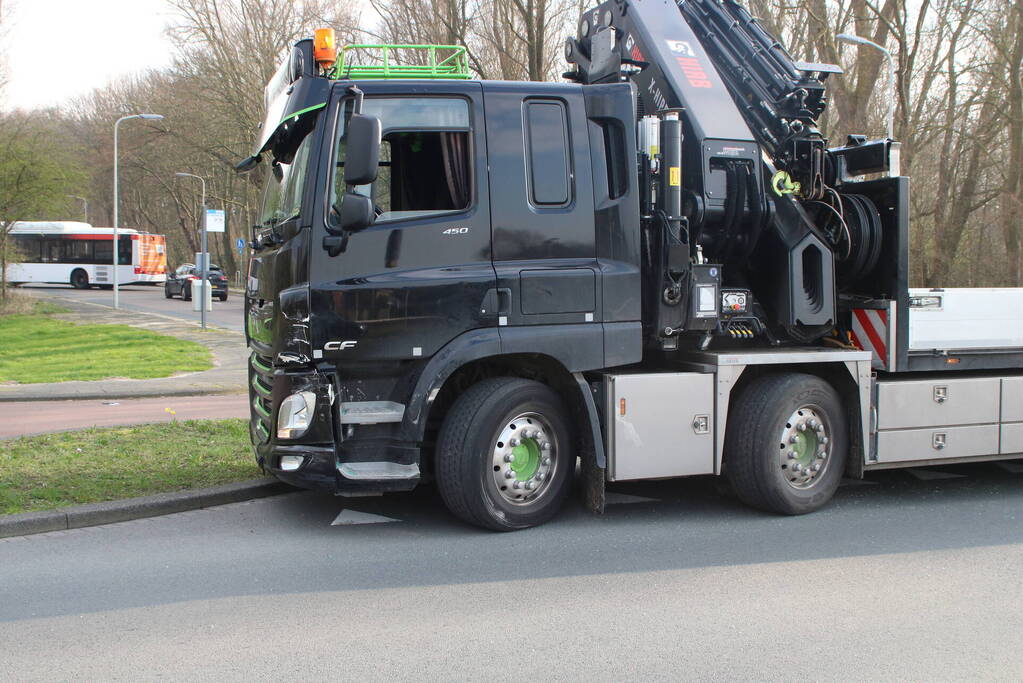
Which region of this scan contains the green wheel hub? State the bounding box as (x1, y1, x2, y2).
(778, 404, 832, 489)
(491, 412, 557, 505)
(510, 438, 541, 481)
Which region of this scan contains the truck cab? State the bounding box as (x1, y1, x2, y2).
(246, 44, 642, 521)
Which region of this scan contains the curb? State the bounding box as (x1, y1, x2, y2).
(0, 478, 292, 539)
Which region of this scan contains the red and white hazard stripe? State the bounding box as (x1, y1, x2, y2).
(851, 307, 892, 370)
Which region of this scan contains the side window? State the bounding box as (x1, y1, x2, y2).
(524, 100, 571, 207)
(331, 97, 472, 225)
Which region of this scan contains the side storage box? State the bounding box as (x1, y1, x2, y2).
(605, 372, 715, 481)
(876, 425, 1000, 464)
(876, 377, 1000, 430)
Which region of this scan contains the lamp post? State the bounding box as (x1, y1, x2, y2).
(68, 195, 88, 223)
(836, 33, 895, 142)
(113, 113, 164, 309)
(175, 172, 208, 330)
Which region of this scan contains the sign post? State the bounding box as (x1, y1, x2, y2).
(199, 208, 224, 331)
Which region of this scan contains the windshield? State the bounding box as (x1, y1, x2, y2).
(259, 130, 315, 226)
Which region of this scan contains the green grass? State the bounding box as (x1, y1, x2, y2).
(0, 314, 212, 383)
(0, 419, 261, 515)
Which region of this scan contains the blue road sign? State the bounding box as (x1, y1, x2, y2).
(236, 238, 245, 252)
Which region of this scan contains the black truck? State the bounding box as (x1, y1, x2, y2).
(240, 0, 1023, 530)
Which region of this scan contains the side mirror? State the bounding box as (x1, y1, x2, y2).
(337, 192, 374, 232)
(343, 113, 381, 186)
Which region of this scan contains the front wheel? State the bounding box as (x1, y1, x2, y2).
(435, 377, 574, 531)
(218, 293, 228, 302)
(182, 284, 191, 301)
(164, 286, 173, 298)
(725, 373, 848, 515)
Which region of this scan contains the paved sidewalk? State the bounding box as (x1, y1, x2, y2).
(0, 296, 248, 402)
(0, 394, 251, 439)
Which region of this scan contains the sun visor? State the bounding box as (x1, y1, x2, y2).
(252, 41, 331, 158)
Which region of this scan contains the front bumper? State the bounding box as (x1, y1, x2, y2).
(248, 353, 420, 495)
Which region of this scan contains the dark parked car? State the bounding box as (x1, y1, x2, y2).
(165, 263, 228, 301)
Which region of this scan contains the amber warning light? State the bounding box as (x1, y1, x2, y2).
(314, 28, 338, 69)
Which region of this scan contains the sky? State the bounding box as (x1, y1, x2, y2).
(3, 0, 175, 111)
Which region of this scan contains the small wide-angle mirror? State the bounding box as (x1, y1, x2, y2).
(343, 113, 381, 186)
(336, 192, 374, 232)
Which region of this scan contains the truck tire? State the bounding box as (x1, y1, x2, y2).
(435, 377, 574, 531)
(70, 269, 89, 289)
(725, 373, 847, 515)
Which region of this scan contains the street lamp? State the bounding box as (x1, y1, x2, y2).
(174, 172, 208, 331)
(68, 195, 88, 223)
(836, 33, 895, 142)
(113, 113, 164, 309)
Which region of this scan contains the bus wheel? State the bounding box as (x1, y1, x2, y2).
(70, 269, 89, 289)
(725, 373, 847, 515)
(436, 377, 574, 531)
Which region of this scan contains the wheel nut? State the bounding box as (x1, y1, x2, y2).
(787, 451, 797, 459)
(512, 481, 522, 489)
(792, 464, 801, 472)
(525, 481, 535, 490)
(536, 473, 544, 481)
(509, 438, 519, 447)
(809, 419, 818, 428)
(503, 454, 514, 463)
(542, 457, 551, 466)
(505, 470, 515, 479)
(541, 441, 551, 451)
(821, 437, 829, 445)
(797, 423, 806, 432)
(789, 435, 799, 444)
(813, 463, 822, 472)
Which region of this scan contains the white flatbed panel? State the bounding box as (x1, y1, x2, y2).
(909, 288, 1023, 351)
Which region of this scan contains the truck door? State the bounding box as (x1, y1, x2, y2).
(484, 83, 601, 342)
(310, 82, 496, 363)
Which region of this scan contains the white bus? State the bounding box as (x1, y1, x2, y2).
(6, 221, 168, 288)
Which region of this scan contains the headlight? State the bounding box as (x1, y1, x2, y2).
(277, 391, 316, 439)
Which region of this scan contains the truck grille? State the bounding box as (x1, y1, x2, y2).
(249, 353, 274, 442)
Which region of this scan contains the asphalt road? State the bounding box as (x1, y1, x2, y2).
(3, 462, 1023, 680)
(21, 283, 246, 332)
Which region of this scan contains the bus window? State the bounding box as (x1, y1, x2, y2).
(118, 236, 132, 266)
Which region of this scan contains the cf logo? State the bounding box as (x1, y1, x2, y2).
(324, 340, 358, 351)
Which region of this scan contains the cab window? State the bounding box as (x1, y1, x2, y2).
(330, 97, 471, 226)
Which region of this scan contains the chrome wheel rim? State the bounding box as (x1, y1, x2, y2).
(490, 412, 557, 505)
(778, 404, 832, 489)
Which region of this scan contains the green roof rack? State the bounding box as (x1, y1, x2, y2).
(332, 44, 471, 80)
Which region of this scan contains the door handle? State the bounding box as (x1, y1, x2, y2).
(480, 288, 512, 318)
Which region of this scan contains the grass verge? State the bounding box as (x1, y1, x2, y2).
(0, 306, 212, 384)
(0, 419, 260, 515)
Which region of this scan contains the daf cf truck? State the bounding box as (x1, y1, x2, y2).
(239, 0, 1023, 530)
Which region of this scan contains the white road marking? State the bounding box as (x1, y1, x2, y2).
(905, 468, 967, 481)
(331, 509, 400, 526)
(604, 492, 659, 505)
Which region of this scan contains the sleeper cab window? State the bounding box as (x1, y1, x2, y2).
(332, 97, 472, 226)
(524, 99, 572, 208)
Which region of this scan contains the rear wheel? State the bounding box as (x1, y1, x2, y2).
(164, 285, 173, 298)
(70, 269, 89, 289)
(436, 377, 574, 531)
(725, 373, 847, 515)
(219, 293, 228, 301)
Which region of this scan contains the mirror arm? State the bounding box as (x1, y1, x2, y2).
(346, 85, 364, 114)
